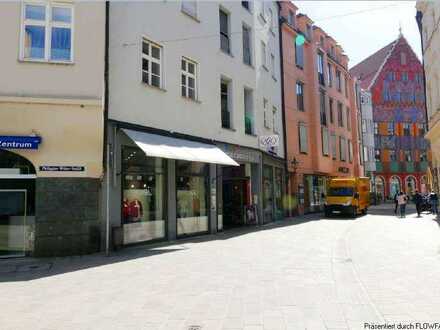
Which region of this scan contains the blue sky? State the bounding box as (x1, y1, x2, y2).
(295, 1, 422, 67)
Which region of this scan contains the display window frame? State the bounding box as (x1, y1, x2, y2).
(120, 145, 168, 245)
(175, 160, 210, 238)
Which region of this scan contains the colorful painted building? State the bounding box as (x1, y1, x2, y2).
(351, 34, 430, 199)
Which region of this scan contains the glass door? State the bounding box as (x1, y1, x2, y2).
(0, 190, 27, 257)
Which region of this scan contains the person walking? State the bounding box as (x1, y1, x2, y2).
(393, 192, 399, 215)
(413, 190, 423, 217)
(397, 192, 408, 218)
(429, 191, 438, 215)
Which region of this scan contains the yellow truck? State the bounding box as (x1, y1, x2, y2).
(324, 177, 370, 217)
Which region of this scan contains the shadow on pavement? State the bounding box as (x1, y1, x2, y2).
(0, 212, 358, 282)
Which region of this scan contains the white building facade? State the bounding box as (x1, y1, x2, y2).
(106, 1, 285, 246)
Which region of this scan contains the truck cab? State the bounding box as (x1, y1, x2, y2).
(324, 177, 370, 217)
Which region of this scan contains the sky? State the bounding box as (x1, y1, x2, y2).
(295, 1, 422, 68)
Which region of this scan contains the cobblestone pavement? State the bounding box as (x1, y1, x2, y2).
(1, 204, 440, 330)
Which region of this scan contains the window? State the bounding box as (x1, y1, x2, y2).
(263, 98, 270, 128)
(219, 9, 230, 53)
(402, 72, 408, 82)
(374, 122, 379, 135)
(337, 102, 343, 127)
(142, 39, 162, 88)
(22, 3, 73, 62)
(320, 90, 327, 126)
(420, 151, 428, 161)
(329, 98, 334, 124)
(288, 10, 295, 27)
(418, 123, 426, 136)
(331, 132, 337, 159)
(244, 88, 254, 135)
(336, 70, 342, 92)
(404, 150, 412, 162)
(271, 53, 276, 77)
(322, 127, 329, 156)
(296, 82, 304, 111)
(272, 107, 278, 133)
(295, 42, 304, 68)
(242, 25, 252, 65)
(221, 79, 231, 129)
(362, 119, 367, 133)
(363, 146, 368, 162)
(181, 58, 197, 100)
(317, 52, 325, 85)
(346, 108, 351, 131)
(390, 149, 397, 161)
(339, 136, 346, 161)
(328, 64, 333, 87)
(403, 123, 411, 136)
(176, 161, 208, 236)
(401, 52, 407, 65)
(344, 76, 348, 97)
(242, 1, 250, 10)
(348, 139, 353, 162)
(299, 123, 308, 153)
(181, 1, 197, 18)
(261, 41, 267, 68)
(387, 122, 394, 135)
(375, 149, 381, 161)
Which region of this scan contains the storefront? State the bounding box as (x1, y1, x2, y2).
(262, 155, 285, 223)
(215, 143, 262, 230)
(107, 125, 238, 247)
(304, 175, 327, 213)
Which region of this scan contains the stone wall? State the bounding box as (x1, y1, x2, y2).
(34, 178, 101, 257)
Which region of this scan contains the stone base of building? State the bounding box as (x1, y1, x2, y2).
(33, 178, 101, 257)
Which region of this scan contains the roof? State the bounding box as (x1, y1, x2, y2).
(349, 40, 396, 90)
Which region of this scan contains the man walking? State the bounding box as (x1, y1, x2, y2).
(413, 190, 423, 217)
(397, 192, 408, 218)
(429, 191, 438, 215)
(393, 192, 399, 215)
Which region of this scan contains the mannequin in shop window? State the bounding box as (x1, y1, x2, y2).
(129, 199, 143, 221)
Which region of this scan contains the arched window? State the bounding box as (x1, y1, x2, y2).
(405, 176, 417, 194)
(0, 150, 36, 175)
(375, 176, 385, 201)
(390, 176, 401, 198)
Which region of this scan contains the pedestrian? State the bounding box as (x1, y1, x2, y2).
(393, 192, 399, 215)
(429, 191, 439, 215)
(413, 190, 423, 217)
(397, 192, 408, 218)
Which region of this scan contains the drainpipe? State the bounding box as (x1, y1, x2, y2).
(104, 1, 110, 256)
(277, 6, 290, 217)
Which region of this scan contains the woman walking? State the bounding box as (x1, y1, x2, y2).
(397, 192, 408, 218)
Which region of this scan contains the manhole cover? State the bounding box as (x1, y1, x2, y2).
(17, 263, 52, 272)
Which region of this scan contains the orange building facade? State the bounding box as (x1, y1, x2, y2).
(279, 2, 362, 215)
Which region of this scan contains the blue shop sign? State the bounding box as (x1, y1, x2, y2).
(0, 136, 42, 150)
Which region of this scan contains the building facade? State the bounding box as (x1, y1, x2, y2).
(105, 1, 285, 247)
(417, 1, 440, 193)
(0, 1, 105, 257)
(351, 34, 430, 199)
(279, 2, 362, 215)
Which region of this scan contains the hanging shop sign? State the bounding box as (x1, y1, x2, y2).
(0, 136, 42, 150)
(338, 167, 350, 173)
(39, 166, 85, 172)
(259, 135, 279, 149)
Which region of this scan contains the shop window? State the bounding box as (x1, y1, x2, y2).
(121, 147, 166, 244)
(176, 161, 208, 236)
(22, 3, 73, 62)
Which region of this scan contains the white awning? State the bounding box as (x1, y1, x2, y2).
(122, 129, 239, 166)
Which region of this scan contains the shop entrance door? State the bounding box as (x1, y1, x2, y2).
(223, 178, 249, 228)
(0, 190, 27, 258)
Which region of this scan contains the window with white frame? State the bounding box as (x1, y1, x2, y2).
(22, 3, 73, 62)
(219, 9, 230, 53)
(181, 1, 197, 19)
(339, 136, 346, 161)
(272, 106, 278, 133)
(181, 57, 197, 100)
(263, 98, 270, 128)
(242, 24, 252, 65)
(142, 39, 162, 88)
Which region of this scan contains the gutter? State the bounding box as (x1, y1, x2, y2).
(277, 6, 290, 200)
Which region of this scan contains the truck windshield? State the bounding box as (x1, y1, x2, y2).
(328, 187, 354, 196)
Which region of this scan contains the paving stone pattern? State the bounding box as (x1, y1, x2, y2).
(1, 204, 440, 330)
